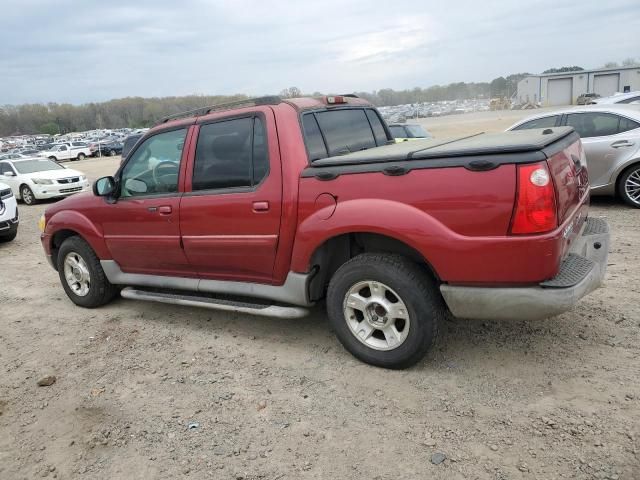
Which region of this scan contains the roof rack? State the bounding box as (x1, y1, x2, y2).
(157, 95, 282, 124)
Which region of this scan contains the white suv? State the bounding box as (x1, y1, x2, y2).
(0, 181, 19, 242)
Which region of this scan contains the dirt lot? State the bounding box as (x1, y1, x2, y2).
(1, 112, 638, 480)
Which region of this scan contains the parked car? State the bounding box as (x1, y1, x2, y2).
(0, 153, 30, 160)
(121, 134, 143, 160)
(0, 158, 89, 205)
(577, 93, 600, 105)
(0, 181, 19, 242)
(508, 105, 640, 207)
(38, 143, 91, 162)
(388, 123, 432, 142)
(39, 95, 608, 369)
(591, 91, 640, 105)
(95, 141, 124, 157)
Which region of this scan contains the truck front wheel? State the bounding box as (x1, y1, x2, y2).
(57, 236, 118, 308)
(326, 253, 444, 369)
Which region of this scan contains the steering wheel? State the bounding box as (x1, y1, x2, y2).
(152, 161, 179, 189)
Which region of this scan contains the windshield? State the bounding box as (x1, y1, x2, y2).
(13, 159, 65, 174)
(405, 125, 430, 138)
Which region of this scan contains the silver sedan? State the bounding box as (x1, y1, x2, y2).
(508, 105, 640, 207)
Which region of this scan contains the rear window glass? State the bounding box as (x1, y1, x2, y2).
(512, 115, 559, 130)
(315, 109, 376, 156)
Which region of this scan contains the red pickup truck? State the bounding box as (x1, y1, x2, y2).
(39, 95, 610, 369)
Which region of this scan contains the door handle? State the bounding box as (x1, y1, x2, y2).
(611, 140, 634, 148)
(252, 201, 269, 212)
(148, 205, 172, 214)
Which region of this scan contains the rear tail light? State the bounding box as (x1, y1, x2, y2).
(510, 162, 557, 234)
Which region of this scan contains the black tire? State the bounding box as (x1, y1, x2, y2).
(618, 164, 640, 208)
(0, 228, 17, 242)
(76, 153, 86, 161)
(57, 236, 118, 308)
(108, 149, 116, 157)
(20, 185, 37, 205)
(326, 254, 444, 369)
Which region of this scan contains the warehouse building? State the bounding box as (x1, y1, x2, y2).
(516, 66, 640, 106)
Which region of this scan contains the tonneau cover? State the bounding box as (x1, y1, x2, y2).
(310, 127, 575, 167)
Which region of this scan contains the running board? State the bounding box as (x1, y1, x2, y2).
(120, 287, 309, 319)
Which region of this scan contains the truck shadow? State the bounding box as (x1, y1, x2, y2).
(108, 296, 611, 373)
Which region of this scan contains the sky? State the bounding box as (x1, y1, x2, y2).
(1, 0, 639, 105)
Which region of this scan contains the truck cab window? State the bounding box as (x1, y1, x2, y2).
(193, 117, 268, 191)
(120, 128, 187, 197)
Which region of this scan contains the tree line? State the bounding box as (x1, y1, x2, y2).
(0, 78, 523, 136)
(2, 59, 637, 136)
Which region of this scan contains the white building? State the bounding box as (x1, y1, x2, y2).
(517, 66, 640, 106)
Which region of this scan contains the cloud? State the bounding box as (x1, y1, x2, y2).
(0, 0, 638, 104)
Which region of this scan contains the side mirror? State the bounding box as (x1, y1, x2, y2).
(93, 176, 115, 196)
(3, 171, 16, 177)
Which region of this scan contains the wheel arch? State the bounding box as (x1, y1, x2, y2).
(306, 231, 440, 302)
(46, 211, 111, 269)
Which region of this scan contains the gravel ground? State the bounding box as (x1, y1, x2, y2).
(0, 115, 638, 479)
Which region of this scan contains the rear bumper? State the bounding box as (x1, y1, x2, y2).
(440, 217, 609, 321)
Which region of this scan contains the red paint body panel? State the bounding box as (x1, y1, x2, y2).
(41, 96, 590, 291)
(179, 106, 284, 282)
(41, 199, 111, 260)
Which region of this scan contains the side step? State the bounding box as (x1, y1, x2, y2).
(120, 287, 309, 319)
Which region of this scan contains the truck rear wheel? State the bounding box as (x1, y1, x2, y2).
(326, 253, 444, 369)
(57, 236, 118, 308)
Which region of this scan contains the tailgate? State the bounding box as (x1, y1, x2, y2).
(546, 135, 590, 257)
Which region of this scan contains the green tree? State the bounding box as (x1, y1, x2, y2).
(39, 122, 59, 135)
(490, 77, 508, 97)
(542, 66, 584, 74)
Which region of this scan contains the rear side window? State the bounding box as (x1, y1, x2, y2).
(565, 112, 621, 138)
(512, 115, 559, 130)
(193, 117, 268, 191)
(302, 114, 328, 161)
(618, 116, 640, 133)
(365, 110, 389, 146)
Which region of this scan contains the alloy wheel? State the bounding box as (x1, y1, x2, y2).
(343, 280, 411, 351)
(624, 168, 640, 205)
(63, 252, 91, 297)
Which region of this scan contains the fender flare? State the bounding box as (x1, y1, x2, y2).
(45, 210, 111, 260)
(290, 198, 458, 276)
